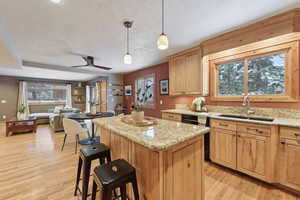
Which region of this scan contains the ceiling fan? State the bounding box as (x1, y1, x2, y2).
(71, 56, 112, 70)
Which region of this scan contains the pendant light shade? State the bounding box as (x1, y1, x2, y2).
(157, 33, 169, 50)
(123, 21, 133, 65)
(124, 53, 132, 65)
(157, 0, 169, 50)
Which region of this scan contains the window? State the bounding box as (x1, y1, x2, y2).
(27, 82, 67, 104)
(211, 41, 299, 102)
(135, 75, 155, 107)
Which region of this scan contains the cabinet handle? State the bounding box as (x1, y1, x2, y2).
(219, 123, 228, 127)
(281, 141, 285, 145)
(247, 128, 258, 132)
(294, 133, 300, 137)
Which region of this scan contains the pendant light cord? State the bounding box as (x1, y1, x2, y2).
(126, 26, 129, 54)
(162, 0, 165, 34)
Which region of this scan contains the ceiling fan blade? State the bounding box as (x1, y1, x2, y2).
(92, 65, 112, 70)
(71, 64, 88, 68)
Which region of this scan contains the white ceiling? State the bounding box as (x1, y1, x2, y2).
(0, 0, 299, 80)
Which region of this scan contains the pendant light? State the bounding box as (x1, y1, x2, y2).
(157, 0, 169, 50)
(123, 21, 133, 65)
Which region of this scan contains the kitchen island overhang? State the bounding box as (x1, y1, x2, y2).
(94, 116, 210, 200)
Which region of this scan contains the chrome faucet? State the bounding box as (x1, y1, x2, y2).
(242, 95, 255, 115)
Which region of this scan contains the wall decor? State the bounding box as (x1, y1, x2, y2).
(124, 85, 132, 96)
(135, 75, 155, 107)
(160, 79, 169, 95)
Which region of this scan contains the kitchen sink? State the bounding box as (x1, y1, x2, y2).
(218, 114, 274, 122)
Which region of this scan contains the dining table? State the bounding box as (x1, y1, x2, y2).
(64, 112, 114, 144)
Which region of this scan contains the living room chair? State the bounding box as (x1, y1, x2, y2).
(62, 118, 89, 154)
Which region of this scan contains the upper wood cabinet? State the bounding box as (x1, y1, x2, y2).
(169, 46, 208, 96)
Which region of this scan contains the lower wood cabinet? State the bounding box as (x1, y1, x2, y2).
(210, 128, 237, 169)
(162, 113, 182, 122)
(210, 119, 275, 183)
(279, 127, 300, 191)
(237, 133, 271, 181)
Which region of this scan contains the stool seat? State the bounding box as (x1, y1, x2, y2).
(80, 143, 110, 158)
(92, 159, 140, 200)
(94, 159, 135, 185)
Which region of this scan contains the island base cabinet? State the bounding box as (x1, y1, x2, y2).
(279, 138, 300, 191)
(164, 137, 203, 200)
(99, 128, 205, 200)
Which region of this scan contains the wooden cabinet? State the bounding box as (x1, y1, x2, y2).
(97, 80, 107, 112)
(162, 113, 182, 122)
(169, 47, 206, 95)
(279, 127, 300, 191)
(210, 119, 275, 183)
(210, 128, 237, 169)
(237, 133, 271, 181)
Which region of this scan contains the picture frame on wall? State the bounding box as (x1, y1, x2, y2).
(124, 85, 132, 96)
(160, 79, 169, 95)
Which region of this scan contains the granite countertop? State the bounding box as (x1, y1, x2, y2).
(93, 116, 210, 151)
(161, 109, 300, 128)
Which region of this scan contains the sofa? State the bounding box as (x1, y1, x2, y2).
(49, 107, 80, 132)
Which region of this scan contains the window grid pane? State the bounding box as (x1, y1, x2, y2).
(218, 60, 244, 96)
(248, 53, 285, 95)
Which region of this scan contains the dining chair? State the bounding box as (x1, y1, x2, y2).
(62, 118, 90, 154)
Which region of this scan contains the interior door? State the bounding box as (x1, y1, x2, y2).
(210, 128, 237, 169)
(280, 138, 300, 190)
(237, 133, 269, 180)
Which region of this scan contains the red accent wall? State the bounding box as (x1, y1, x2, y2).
(123, 62, 198, 118)
(123, 62, 300, 118)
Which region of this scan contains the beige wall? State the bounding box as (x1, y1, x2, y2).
(0, 76, 18, 120)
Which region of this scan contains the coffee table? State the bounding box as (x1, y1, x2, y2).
(6, 116, 37, 137)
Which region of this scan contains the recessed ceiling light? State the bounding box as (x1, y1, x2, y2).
(50, 0, 64, 4)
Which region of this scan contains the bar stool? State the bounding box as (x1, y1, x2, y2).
(91, 159, 140, 200)
(74, 143, 111, 200)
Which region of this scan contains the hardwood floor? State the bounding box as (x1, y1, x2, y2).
(0, 124, 299, 200)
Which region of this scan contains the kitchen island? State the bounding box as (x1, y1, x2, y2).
(94, 116, 210, 200)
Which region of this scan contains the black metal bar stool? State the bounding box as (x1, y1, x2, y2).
(74, 143, 111, 200)
(91, 159, 140, 200)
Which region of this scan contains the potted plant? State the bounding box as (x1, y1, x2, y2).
(17, 104, 27, 120)
(131, 103, 144, 122)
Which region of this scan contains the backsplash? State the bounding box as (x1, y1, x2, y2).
(207, 105, 300, 119)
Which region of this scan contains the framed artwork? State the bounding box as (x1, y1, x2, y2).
(124, 85, 132, 96)
(135, 75, 155, 107)
(160, 79, 169, 95)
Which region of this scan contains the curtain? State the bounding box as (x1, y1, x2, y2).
(85, 85, 91, 113)
(17, 81, 30, 119)
(66, 84, 72, 108)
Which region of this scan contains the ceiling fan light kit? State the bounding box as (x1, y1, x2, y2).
(123, 21, 133, 65)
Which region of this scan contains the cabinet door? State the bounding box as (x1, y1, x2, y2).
(237, 133, 270, 181)
(210, 128, 237, 169)
(169, 55, 186, 95)
(172, 139, 203, 200)
(279, 138, 300, 191)
(185, 50, 202, 94)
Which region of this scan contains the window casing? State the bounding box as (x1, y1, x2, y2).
(210, 41, 300, 102)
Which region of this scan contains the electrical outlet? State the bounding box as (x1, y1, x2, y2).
(1, 100, 6, 104)
(160, 100, 163, 105)
(2, 115, 6, 119)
